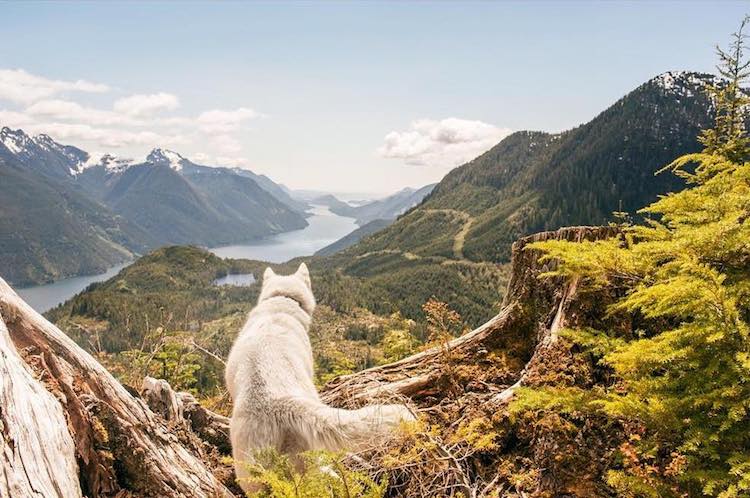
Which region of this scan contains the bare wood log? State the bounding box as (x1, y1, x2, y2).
(142, 376, 184, 422)
(0, 277, 236, 497)
(141, 377, 231, 455)
(322, 226, 619, 408)
(0, 313, 82, 498)
(322, 302, 526, 405)
(177, 392, 232, 455)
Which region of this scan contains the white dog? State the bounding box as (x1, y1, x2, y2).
(225, 263, 414, 491)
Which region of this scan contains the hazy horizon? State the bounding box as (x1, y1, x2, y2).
(1, 1, 746, 192)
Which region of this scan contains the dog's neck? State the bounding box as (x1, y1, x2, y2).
(255, 295, 313, 328)
(261, 290, 314, 316)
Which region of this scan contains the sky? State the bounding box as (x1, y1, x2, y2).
(0, 1, 747, 195)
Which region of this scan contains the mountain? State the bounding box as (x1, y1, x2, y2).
(230, 168, 310, 214)
(288, 71, 727, 325)
(348, 184, 436, 225)
(332, 71, 720, 265)
(312, 194, 357, 216)
(0, 152, 153, 286)
(0, 127, 88, 180)
(0, 128, 308, 285)
(78, 148, 308, 247)
(315, 184, 436, 225)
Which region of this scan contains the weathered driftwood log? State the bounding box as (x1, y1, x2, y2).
(0, 278, 237, 498)
(0, 310, 82, 498)
(322, 226, 619, 408)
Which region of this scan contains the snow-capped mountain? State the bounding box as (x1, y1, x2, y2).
(0, 127, 309, 286)
(74, 153, 134, 175)
(0, 127, 308, 213)
(0, 127, 88, 179)
(146, 148, 186, 171)
(652, 70, 722, 98)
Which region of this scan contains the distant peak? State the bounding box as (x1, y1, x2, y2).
(0, 126, 31, 154)
(32, 133, 63, 151)
(71, 152, 132, 176)
(0, 126, 28, 139)
(147, 148, 185, 171)
(1, 126, 24, 135)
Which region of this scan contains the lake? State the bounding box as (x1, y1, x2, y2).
(213, 273, 256, 286)
(16, 205, 357, 313)
(16, 263, 130, 315)
(209, 205, 357, 262)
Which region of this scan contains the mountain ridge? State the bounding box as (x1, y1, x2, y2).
(331, 71, 722, 267)
(0, 128, 308, 285)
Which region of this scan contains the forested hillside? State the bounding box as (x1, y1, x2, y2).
(339, 71, 720, 265)
(0, 155, 153, 286)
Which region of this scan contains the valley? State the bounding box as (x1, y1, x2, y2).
(18, 205, 358, 313)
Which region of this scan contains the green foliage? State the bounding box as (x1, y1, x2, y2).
(315, 349, 357, 385)
(97, 329, 208, 393)
(49, 246, 434, 392)
(310, 306, 421, 384)
(517, 21, 750, 497)
(509, 386, 606, 419)
(381, 328, 419, 363)
(700, 18, 750, 164)
(422, 298, 467, 345)
(240, 449, 387, 498)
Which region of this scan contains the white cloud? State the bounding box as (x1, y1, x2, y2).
(211, 134, 243, 154)
(0, 68, 259, 166)
(0, 69, 109, 104)
(24, 122, 186, 149)
(214, 156, 249, 167)
(191, 151, 248, 168)
(197, 107, 259, 134)
(113, 92, 180, 116)
(192, 152, 213, 163)
(25, 99, 141, 126)
(0, 109, 35, 127)
(378, 117, 512, 167)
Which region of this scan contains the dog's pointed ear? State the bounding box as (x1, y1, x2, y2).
(263, 267, 276, 281)
(297, 262, 311, 288)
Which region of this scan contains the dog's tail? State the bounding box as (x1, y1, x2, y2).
(275, 396, 415, 453)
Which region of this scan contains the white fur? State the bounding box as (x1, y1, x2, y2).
(226, 263, 414, 492)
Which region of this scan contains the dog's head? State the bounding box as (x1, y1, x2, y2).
(258, 263, 316, 315)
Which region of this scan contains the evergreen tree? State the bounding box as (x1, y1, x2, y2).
(517, 18, 750, 497)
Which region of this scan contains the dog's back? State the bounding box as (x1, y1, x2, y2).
(225, 264, 414, 492)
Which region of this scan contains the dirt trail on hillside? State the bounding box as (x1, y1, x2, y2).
(353, 208, 475, 263)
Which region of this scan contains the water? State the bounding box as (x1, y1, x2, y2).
(16, 205, 357, 313)
(213, 273, 256, 286)
(209, 205, 357, 263)
(16, 263, 129, 314)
